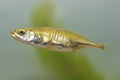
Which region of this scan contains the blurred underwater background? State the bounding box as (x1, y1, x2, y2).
(0, 0, 120, 80)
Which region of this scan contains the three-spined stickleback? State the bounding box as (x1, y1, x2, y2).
(10, 27, 104, 52)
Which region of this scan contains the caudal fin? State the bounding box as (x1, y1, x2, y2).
(95, 44, 105, 50)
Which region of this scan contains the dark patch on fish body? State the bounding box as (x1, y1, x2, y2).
(30, 36, 42, 44)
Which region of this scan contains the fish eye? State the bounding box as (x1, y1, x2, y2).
(18, 30, 26, 35)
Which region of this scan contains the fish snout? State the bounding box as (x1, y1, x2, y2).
(10, 31, 16, 38)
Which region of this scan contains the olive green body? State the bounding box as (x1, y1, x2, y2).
(32, 27, 104, 51)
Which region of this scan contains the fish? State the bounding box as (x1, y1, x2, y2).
(10, 27, 104, 52)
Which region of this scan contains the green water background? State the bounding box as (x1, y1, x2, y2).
(0, 0, 120, 80)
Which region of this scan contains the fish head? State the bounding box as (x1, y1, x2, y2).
(10, 28, 42, 44)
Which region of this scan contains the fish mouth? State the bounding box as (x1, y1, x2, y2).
(10, 31, 16, 38)
(10, 31, 22, 41)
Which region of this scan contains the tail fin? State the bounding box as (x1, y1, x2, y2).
(95, 44, 105, 50)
